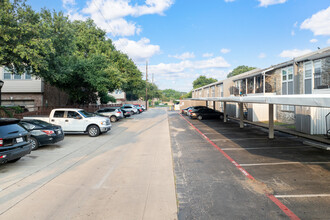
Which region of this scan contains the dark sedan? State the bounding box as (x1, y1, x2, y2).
(20, 119, 64, 150)
(190, 108, 225, 120)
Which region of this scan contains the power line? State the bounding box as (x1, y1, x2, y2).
(91, 0, 118, 39)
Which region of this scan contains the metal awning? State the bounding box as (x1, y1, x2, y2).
(191, 94, 330, 108)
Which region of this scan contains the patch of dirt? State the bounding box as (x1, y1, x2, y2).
(242, 178, 274, 195)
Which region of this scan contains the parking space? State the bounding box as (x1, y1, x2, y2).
(170, 111, 330, 219)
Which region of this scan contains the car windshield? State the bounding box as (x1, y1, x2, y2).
(78, 110, 93, 118)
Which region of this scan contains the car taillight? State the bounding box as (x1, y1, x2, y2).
(118, 111, 122, 113)
(42, 130, 54, 135)
(189, 110, 192, 112)
(0, 138, 3, 147)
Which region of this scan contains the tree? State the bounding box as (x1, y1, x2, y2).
(227, 65, 256, 78)
(0, 0, 54, 74)
(181, 91, 192, 99)
(162, 89, 182, 101)
(193, 75, 217, 89)
(0, 1, 144, 104)
(99, 91, 116, 104)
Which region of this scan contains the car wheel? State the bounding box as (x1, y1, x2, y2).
(197, 115, 203, 120)
(8, 157, 21, 163)
(30, 137, 39, 150)
(219, 114, 224, 120)
(88, 125, 100, 137)
(110, 116, 117, 122)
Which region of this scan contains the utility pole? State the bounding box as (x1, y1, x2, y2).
(145, 61, 148, 111)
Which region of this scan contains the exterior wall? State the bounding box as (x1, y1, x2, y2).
(0, 67, 44, 93)
(2, 93, 43, 111)
(179, 100, 206, 110)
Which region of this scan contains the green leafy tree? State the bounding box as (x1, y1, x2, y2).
(99, 91, 116, 104)
(0, 0, 54, 74)
(162, 89, 182, 101)
(193, 75, 217, 89)
(227, 65, 256, 78)
(110, 51, 143, 101)
(181, 91, 192, 99)
(0, 1, 144, 104)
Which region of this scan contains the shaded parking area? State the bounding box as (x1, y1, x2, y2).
(169, 111, 330, 219)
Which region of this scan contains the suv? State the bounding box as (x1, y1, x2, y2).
(95, 107, 124, 122)
(121, 104, 138, 114)
(0, 119, 32, 163)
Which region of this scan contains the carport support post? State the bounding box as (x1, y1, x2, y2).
(223, 102, 227, 122)
(213, 101, 216, 110)
(269, 104, 274, 139)
(239, 102, 244, 128)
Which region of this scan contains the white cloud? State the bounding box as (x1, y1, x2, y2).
(327, 39, 330, 44)
(169, 52, 195, 60)
(202, 53, 214, 58)
(310, 39, 318, 43)
(258, 0, 287, 7)
(64, 0, 174, 37)
(301, 6, 330, 36)
(293, 21, 298, 28)
(279, 49, 313, 58)
(66, 9, 88, 21)
(148, 57, 230, 75)
(62, 0, 76, 7)
(221, 48, 231, 54)
(291, 30, 295, 36)
(114, 38, 160, 62)
(224, 0, 235, 2)
(259, 53, 266, 59)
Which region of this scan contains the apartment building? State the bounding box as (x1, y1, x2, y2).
(0, 67, 69, 111)
(191, 47, 330, 135)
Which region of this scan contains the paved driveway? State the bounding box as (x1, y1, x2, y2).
(0, 108, 177, 220)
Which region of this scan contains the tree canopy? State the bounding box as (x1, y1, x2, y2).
(0, 0, 143, 104)
(162, 89, 184, 101)
(227, 65, 256, 78)
(193, 75, 217, 89)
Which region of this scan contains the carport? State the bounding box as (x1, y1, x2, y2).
(191, 94, 330, 139)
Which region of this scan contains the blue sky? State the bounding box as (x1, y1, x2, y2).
(27, 0, 330, 92)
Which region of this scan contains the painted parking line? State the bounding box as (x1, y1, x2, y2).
(222, 146, 311, 151)
(210, 137, 298, 141)
(275, 194, 330, 198)
(240, 162, 330, 166)
(179, 113, 301, 220)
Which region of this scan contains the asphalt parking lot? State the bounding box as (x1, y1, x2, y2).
(169, 111, 330, 219)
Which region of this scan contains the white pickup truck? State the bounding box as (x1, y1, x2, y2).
(24, 108, 111, 137)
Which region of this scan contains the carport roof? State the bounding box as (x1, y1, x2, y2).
(191, 94, 330, 108)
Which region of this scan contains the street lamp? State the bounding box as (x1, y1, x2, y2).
(0, 80, 4, 106)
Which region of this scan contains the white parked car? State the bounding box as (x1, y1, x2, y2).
(95, 107, 124, 122)
(24, 108, 111, 137)
(121, 104, 138, 114)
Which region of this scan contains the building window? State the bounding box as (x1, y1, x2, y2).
(3, 67, 11, 79)
(13, 73, 22, 80)
(3, 67, 33, 80)
(25, 72, 32, 80)
(304, 61, 312, 94)
(211, 86, 215, 97)
(281, 66, 294, 111)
